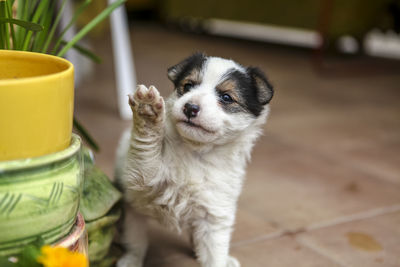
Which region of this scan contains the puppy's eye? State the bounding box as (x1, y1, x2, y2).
(183, 82, 193, 93)
(220, 93, 234, 103)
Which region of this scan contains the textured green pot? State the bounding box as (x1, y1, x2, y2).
(0, 134, 82, 256)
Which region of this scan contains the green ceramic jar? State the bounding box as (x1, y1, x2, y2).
(0, 134, 82, 256)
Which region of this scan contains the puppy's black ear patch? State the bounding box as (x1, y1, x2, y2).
(167, 52, 207, 86)
(248, 67, 274, 105)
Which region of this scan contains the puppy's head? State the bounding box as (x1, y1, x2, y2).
(167, 53, 273, 145)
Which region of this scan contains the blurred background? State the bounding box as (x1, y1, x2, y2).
(74, 0, 400, 266)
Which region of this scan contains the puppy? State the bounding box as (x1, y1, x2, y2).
(116, 53, 274, 267)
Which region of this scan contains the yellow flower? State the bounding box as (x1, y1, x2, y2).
(37, 245, 87, 267)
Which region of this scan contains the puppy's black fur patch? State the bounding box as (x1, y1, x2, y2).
(248, 67, 274, 105)
(167, 53, 207, 87)
(221, 68, 273, 117)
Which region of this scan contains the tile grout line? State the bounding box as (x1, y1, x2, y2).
(305, 203, 400, 232)
(295, 236, 351, 267)
(231, 230, 286, 248)
(231, 203, 400, 248)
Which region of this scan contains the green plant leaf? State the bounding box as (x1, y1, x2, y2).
(57, 0, 125, 57)
(6, 0, 16, 49)
(21, 0, 49, 51)
(0, 18, 43, 32)
(61, 40, 102, 63)
(15, 0, 27, 49)
(52, 0, 92, 54)
(32, 0, 54, 51)
(0, 0, 10, 49)
(80, 166, 122, 221)
(0, 257, 14, 267)
(41, 0, 68, 53)
(17, 245, 42, 267)
(73, 117, 100, 152)
(0, 27, 4, 49)
(0, 0, 7, 49)
(16, 237, 44, 267)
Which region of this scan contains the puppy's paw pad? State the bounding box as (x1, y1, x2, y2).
(135, 84, 147, 101)
(134, 85, 161, 104)
(227, 256, 240, 267)
(131, 85, 164, 120)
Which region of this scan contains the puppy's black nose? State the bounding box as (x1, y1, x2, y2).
(183, 103, 200, 119)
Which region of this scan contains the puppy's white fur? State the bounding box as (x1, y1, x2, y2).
(116, 57, 270, 267)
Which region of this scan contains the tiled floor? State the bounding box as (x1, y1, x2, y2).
(75, 23, 400, 266)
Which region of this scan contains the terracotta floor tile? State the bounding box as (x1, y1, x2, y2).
(232, 208, 280, 243)
(267, 106, 400, 185)
(240, 136, 400, 231)
(297, 211, 400, 267)
(231, 236, 343, 267)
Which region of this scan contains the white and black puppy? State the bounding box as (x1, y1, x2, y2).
(116, 53, 274, 267)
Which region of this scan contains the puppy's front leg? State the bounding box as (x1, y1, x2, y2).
(127, 84, 165, 176)
(192, 221, 240, 267)
(119, 85, 165, 267)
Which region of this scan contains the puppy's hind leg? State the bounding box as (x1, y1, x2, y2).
(117, 206, 148, 267)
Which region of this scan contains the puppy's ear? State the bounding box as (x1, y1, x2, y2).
(248, 67, 274, 105)
(167, 52, 207, 84)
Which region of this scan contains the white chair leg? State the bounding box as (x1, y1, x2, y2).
(108, 0, 136, 120)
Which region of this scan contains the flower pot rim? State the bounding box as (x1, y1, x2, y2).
(0, 134, 81, 172)
(0, 50, 73, 86)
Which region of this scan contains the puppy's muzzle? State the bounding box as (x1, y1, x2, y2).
(183, 103, 200, 119)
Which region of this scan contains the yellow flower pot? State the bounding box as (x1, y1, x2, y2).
(0, 50, 74, 161)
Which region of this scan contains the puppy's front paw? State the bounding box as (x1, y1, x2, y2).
(227, 256, 240, 267)
(129, 85, 164, 123)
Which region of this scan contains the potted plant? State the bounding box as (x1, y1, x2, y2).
(0, 0, 124, 263)
(1, 0, 125, 152)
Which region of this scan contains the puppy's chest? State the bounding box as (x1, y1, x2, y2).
(157, 161, 230, 205)
(135, 155, 241, 224)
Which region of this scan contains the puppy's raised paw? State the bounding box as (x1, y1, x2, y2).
(129, 85, 164, 122)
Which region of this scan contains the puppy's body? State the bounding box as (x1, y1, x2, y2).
(116, 54, 273, 267)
